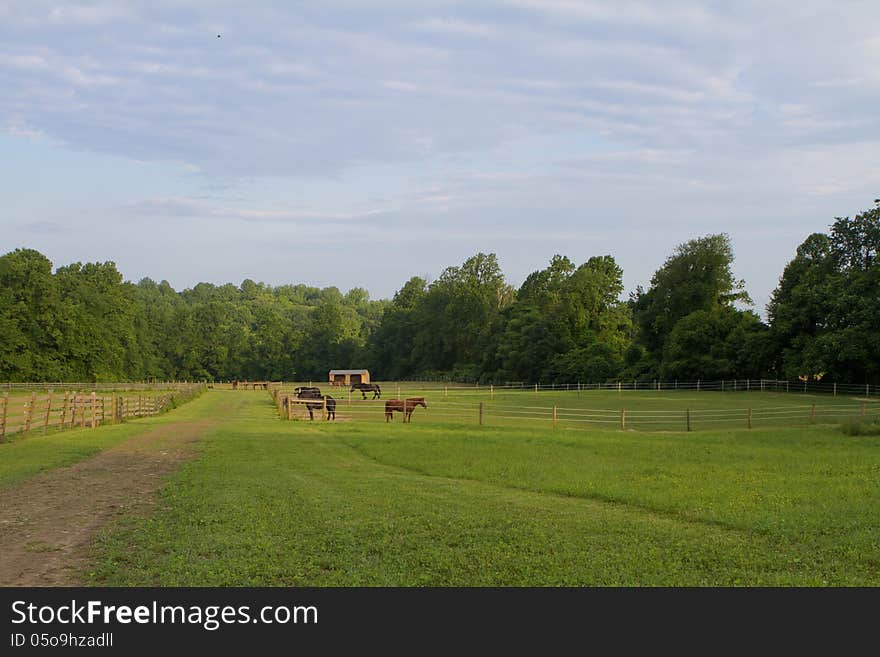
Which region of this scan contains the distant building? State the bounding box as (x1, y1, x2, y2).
(329, 369, 370, 386)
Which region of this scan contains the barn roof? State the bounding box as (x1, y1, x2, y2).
(329, 369, 369, 375)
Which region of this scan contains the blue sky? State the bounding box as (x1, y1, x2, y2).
(2, 1, 879, 314)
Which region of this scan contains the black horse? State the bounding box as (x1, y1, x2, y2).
(351, 382, 381, 400)
(294, 387, 335, 420)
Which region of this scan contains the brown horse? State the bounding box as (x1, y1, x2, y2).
(385, 397, 427, 423)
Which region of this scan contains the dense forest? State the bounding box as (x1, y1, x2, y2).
(2, 203, 878, 385)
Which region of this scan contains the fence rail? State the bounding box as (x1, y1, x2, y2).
(0, 384, 205, 442)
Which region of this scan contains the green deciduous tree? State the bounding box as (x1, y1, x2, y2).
(770, 205, 880, 383)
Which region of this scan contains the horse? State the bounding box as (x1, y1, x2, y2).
(385, 397, 427, 423)
(324, 395, 336, 420)
(352, 382, 382, 400)
(294, 387, 335, 421)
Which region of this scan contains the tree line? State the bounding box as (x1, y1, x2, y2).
(2, 202, 878, 384)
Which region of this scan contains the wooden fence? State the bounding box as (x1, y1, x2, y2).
(0, 384, 205, 442)
(0, 381, 206, 392)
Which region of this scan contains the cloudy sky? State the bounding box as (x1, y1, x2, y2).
(2, 1, 879, 313)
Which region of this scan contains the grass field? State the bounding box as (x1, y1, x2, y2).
(76, 389, 880, 586)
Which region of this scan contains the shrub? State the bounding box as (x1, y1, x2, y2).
(840, 418, 880, 436)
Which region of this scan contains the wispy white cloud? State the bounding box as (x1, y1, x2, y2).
(409, 17, 496, 37)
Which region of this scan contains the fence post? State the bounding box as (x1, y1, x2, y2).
(61, 393, 69, 428)
(479, 402, 483, 426)
(747, 408, 752, 430)
(833, 383, 836, 397)
(0, 393, 7, 441)
(25, 393, 36, 433)
(397, 384, 401, 400)
(44, 392, 52, 432)
(490, 384, 494, 400)
(444, 385, 448, 400)
(91, 392, 97, 428)
(697, 379, 701, 392)
(110, 393, 116, 424)
(552, 405, 557, 429)
(620, 408, 626, 431)
(535, 383, 538, 396)
(686, 408, 691, 432)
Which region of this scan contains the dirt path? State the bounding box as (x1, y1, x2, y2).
(0, 418, 219, 586)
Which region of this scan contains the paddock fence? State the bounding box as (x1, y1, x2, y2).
(270, 379, 880, 432)
(388, 378, 877, 397)
(0, 383, 205, 442)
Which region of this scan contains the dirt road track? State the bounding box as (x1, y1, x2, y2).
(0, 420, 216, 586)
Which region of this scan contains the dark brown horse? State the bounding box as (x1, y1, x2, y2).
(351, 382, 381, 399)
(385, 397, 427, 423)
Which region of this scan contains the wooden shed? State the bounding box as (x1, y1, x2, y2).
(329, 369, 371, 386)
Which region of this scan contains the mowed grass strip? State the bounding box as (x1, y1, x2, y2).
(89, 392, 880, 585)
(0, 391, 218, 488)
(346, 424, 880, 583)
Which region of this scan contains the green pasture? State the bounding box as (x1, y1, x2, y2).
(82, 390, 880, 586)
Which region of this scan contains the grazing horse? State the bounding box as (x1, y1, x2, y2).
(385, 397, 427, 423)
(351, 382, 382, 400)
(294, 387, 335, 421)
